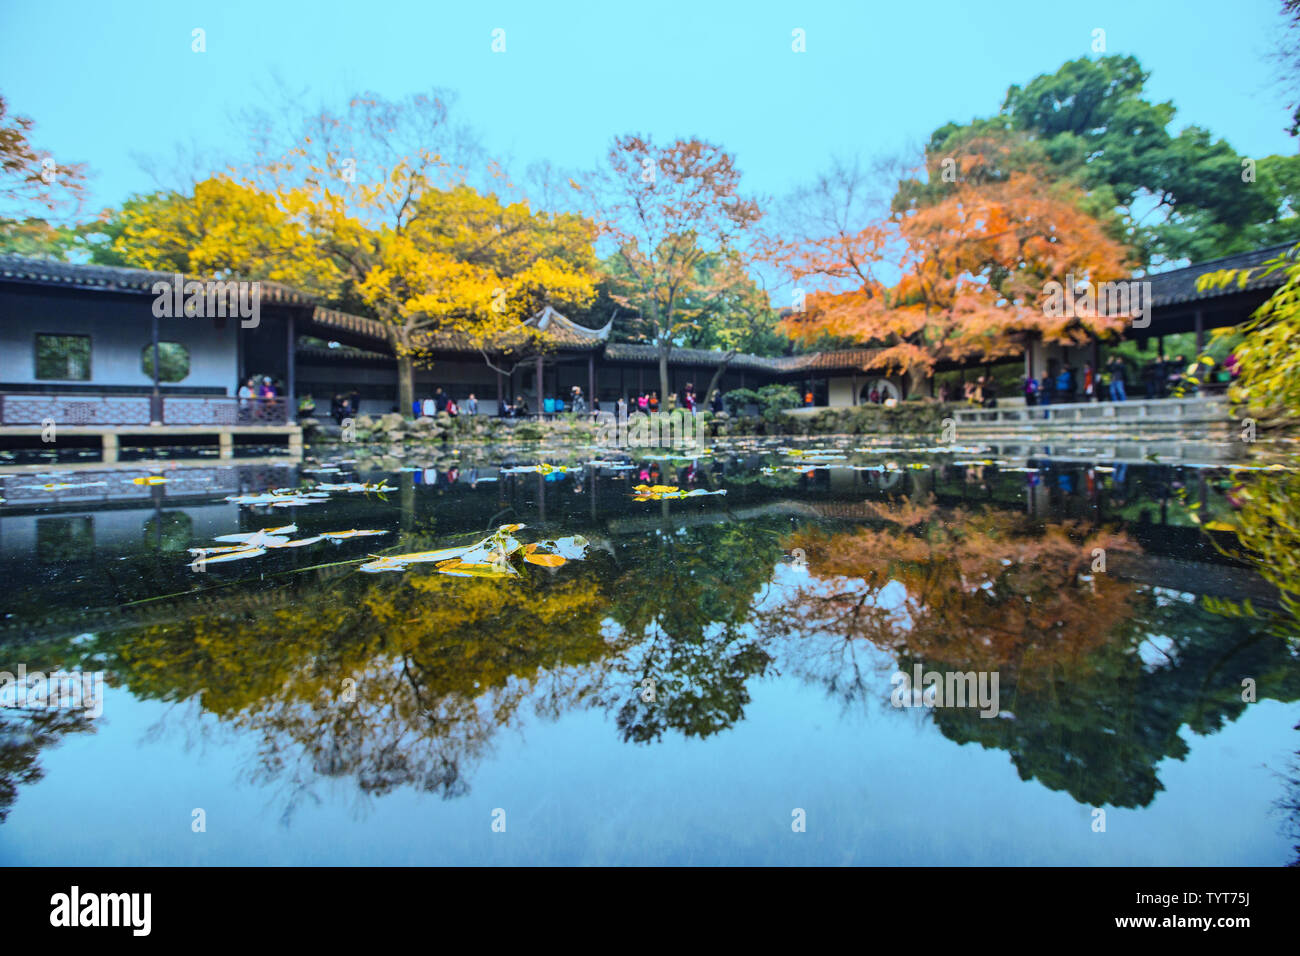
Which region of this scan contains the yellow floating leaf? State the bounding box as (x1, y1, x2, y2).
(435, 559, 518, 578)
(1203, 521, 1237, 532)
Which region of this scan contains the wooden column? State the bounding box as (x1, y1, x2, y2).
(1195, 308, 1205, 354)
(535, 353, 544, 420)
(286, 313, 297, 423)
(496, 370, 503, 413)
(588, 352, 595, 413)
(150, 311, 162, 425)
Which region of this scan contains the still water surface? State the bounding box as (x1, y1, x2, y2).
(1, 436, 1297, 865)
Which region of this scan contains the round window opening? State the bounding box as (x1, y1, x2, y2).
(142, 342, 191, 383)
(859, 379, 900, 404)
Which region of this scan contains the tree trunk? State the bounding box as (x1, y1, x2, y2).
(397, 353, 415, 418)
(905, 366, 930, 400)
(658, 344, 671, 407)
(703, 352, 736, 408)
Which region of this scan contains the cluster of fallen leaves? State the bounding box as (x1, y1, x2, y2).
(225, 482, 395, 507)
(630, 484, 727, 501)
(360, 524, 590, 577)
(188, 524, 389, 570)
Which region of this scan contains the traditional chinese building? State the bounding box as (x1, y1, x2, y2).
(0, 242, 1293, 449)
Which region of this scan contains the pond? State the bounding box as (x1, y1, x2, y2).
(0, 436, 1297, 865)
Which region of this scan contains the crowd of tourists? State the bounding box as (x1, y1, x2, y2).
(409, 388, 479, 418)
(498, 382, 725, 420)
(612, 384, 723, 417)
(1021, 353, 1238, 407)
(236, 375, 286, 421)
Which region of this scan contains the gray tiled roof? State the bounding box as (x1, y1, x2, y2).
(0, 254, 316, 304)
(0, 254, 607, 351)
(603, 343, 783, 371)
(602, 343, 888, 374)
(1144, 241, 1299, 307)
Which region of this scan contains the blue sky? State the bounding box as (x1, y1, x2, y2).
(1, 0, 1296, 214)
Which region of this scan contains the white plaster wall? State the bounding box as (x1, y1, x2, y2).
(1, 289, 238, 392)
(827, 377, 855, 407)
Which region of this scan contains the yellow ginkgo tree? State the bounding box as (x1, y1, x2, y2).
(103, 87, 602, 415)
(106, 176, 343, 296)
(323, 173, 599, 412)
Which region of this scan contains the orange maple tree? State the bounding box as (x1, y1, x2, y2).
(776, 132, 1133, 388)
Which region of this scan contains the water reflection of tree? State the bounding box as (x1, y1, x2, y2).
(5, 487, 1295, 822)
(1189, 467, 1300, 862)
(769, 499, 1136, 676)
(933, 598, 1297, 808)
(1197, 469, 1300, 643)
(95, 564, 619, 817)
(761, 498, 1300, 809)
(600, 521, 786, 743)
(0, 706, 98, 823)
(0, 516, 792, 816)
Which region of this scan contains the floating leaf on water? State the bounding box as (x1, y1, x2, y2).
(632, 484, 726, 500)
(265, 536, 324, 548)
(189, 547, 266, 568)
(226, 492, 323, 505)
(457, 539, 520, 565)
(501, 464, 574, 475)
(361, 545, 476, 572)
(312, 482, 392, 493)
(214, 525, 297, 544)
(321, 529, 390, 541)
(434, 559, 519, 578)
(356, 525, 586, 576)
(187, 544, 252, 556)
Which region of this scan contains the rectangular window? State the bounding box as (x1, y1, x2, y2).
(35, 334, 92, 380)
(37, 515, 94, 563)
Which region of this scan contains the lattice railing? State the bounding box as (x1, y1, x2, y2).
(0, 394, 151, 425)
(0, 394, 290, 426)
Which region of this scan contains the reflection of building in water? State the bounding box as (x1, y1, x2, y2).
(2, 502, 239, 564)
(0, 464, 298, 507)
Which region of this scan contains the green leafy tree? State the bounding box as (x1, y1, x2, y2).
(1198, 240, 1300, 423)
(913, 55, 1297, 265)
